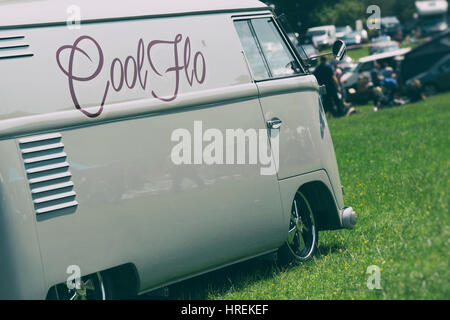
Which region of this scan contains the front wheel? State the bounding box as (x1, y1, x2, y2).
(279, 191, 318, 263)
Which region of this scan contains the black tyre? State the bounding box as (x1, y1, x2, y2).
(279, 191, 318, 264)
(46, 271, 116, 300)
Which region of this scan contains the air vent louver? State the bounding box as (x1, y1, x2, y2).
(19, 133, 78, 215)
(0, 35, 33, 60)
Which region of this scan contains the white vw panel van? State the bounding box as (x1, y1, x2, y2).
(0, 0, 356, 300)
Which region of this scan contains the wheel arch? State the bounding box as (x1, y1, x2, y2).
(45, 262, 140, 299)
(297, 181, 341, 231)
(278, 171, 342, 233)
(102, 262, 140, 299)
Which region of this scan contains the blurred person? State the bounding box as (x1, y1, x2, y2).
(371, 63, 383, 87)
(384, 73, 398, 101)
(354, 75, 372, 105)
(381, 62, 393, 78)
(335, 66, 351, 106)
(406, 79, 426, 103)
(370, 63, 383, 109)
(313, 56, 355, 117)
(373, 73, 398, 112)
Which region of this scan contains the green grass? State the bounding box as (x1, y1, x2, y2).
(164, 92, 450, 300)
(346, 46, 370, 61)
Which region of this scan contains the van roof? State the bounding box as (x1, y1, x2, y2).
(358, 48, 412, 63)
(0, 0, 268, 29)
(415, 1, 448, 16)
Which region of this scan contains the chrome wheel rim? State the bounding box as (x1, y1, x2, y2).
(51, 272, 106, 300)
(286, 192, 316, 260)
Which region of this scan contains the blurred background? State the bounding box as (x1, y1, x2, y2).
(262, 0, 450, 112)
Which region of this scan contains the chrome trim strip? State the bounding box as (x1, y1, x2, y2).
(35, 200, 78, 215)
(0, 52, 34, 60)
(21, 142, 64, 154)
(29, 171, 72, 184)
(31, 181, 74, 194)
(0, 44, 29, 50)
(33, 191, 76, 204)
(23, 152, 66, 164)
(0, 35, 25, 41)
(26, 161, 69, 174)
(0, 79, 318, 140)
(18, 132, 62, 144)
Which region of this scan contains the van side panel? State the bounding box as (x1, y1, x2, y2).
(0, 141, 46, 299)
(1, 12, 286, 296)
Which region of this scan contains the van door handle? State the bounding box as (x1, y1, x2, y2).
(267, 118, 282, 129)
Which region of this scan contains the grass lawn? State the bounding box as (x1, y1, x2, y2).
(164, 92, 450, 300)
(346, 46, 370, 61)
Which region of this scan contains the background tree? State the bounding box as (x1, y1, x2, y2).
(262, 0, 418, 33)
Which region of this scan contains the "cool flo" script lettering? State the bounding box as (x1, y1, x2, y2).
(56, 34, 206, 118)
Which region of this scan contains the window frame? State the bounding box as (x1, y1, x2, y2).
(232, 14, 307, 82)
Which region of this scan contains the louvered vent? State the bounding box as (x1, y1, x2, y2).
(0, 35, 33, 60)
(19, 133, 78, 215)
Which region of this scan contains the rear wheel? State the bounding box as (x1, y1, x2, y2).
(279, 191, 318, 263)
(46, 272, 115, 300)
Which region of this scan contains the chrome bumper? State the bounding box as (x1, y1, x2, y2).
(340, 207, 357, 229)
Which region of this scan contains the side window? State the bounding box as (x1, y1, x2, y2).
(234, 20, 270, 80)
(234, 18, 303, 80)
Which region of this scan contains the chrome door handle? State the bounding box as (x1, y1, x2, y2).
(267, 117, 282, 129)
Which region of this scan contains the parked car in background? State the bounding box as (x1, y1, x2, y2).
(359, 28, 369, 43)
(306, 25, 336, 50)
(415, 0, 448, 36)
(329, 56, 356, 75)
(297, 44, 319, 59)
(406, 54, 450, 95)
(287, 32, 300, 47)
(342, 31, 362, 46)
(341, 48, 411, 91)
(300, 43, 319, 57)
(372, 41, 400, 55)
(400, 30, 450, 82)
(380, 16, 401, 38)
(370, 35, 392, 55)
(298, 43, 319, 67)
(336, 25, 352, 39)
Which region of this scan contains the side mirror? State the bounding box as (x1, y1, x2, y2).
(332, 40, 346, 61)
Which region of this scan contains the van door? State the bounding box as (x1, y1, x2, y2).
(234, 16, 322, 180)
